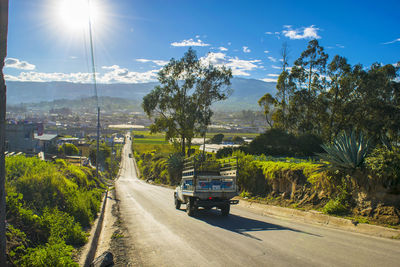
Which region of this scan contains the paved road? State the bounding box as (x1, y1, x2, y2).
(116, 134, 400, 267)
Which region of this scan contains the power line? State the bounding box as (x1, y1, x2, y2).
(87, 0, 100, 178)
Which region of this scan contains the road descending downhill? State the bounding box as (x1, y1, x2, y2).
(115, 133, 400, 267)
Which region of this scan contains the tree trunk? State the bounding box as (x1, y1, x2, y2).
(0, 1, 9, 265)
(181, 133, 185, 156)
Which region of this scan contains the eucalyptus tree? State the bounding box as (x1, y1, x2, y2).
(275, 42, 291, 129)
(353, 63, 400, 145)
(142, 48, 232, 156)
(258, 93, 277, 128)
(288, 39, 328, 134)
(325, 55, 354, 141)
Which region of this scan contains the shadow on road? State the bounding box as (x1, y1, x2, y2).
(191, 209, 322, 241)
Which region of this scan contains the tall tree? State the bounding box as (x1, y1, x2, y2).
(288, 39, 328, 134)
(258, 93, 277, 128)
(142, 48, 232, 156)
(0, 0, 8, 265)
(275, 42, 290, 129)
(353, 63, 400, 145)
(325, 55, 354, 141)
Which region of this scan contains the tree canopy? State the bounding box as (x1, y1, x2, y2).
(260, 39, 400, 146)
(142, 48, 232, 155)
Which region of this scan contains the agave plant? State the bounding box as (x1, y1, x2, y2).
(318, 131, 370, 172)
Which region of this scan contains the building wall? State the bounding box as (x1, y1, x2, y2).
(6, 124, 38, 153)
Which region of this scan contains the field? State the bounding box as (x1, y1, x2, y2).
(131, 131, 258, 155)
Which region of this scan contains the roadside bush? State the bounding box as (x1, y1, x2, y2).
(365, 146, 400, 188)
(5, 155, 105, 265)
(322, 182, 351, 215)
(18, 241, 78, 267)
(235, 151, 268, 195)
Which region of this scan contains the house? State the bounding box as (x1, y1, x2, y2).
(34, 133, 58, 153)
(6, 123, 38, 153)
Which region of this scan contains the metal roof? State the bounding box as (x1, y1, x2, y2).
(34, 133, 58, 141)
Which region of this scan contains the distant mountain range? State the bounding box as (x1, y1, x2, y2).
(6, 78, 276, 111)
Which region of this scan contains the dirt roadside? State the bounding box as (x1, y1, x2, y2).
(94, 188, 137, 266)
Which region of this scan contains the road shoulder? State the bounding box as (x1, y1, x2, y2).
(236, 197, 400, 239)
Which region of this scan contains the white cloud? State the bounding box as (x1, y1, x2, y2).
(336, 44, 345, 48)
(242, 46, 251, 53)
(5, 72, 92, 83)
(271, 65, 281, 70)
(265, 31, 273, 35)
(201, 52, 262, 76)
(268, 56, 277, 62)
(267, 74, 279, 77)
(264, 50, 270, 54)
(282, 25, 321, 40)
(5, 65, 159, 84)
(261, 78, 277, 82)
(227, 42, 232, 46)
(171, 38, 210, 47)
(136, 58, 168, 66)
(382, 38, 400, 45)
(100, 65, 159, 83)
(5, 58, 35, 70)
(219, 46, 228, 51)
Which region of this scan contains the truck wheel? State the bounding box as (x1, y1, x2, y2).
(186, 198, 196, 217)
(221, 204, 230, 216)
(174, 194, 181, 209)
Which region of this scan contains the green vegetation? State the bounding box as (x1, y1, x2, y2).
(58, 143, 79, 156)
(89, 141, 122, 179)
(365, 146, 400, 188)
(318, 131, 370, 173)
(260, 39, 400, 147)
(142, 48, 232, 156)
(5, 155, 105, 265)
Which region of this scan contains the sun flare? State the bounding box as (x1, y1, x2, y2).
(57, 0, 101, 32)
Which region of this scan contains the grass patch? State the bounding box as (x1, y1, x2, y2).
(133, 139, 168, 144)
(132, 143, 175, 155)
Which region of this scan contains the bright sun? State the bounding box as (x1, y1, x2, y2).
(57, 0, 101, 32)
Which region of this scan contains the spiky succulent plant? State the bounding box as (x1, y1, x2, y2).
(318, 131, 370, 172)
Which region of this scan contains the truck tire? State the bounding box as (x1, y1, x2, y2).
(221, 204, 230, 216)
(174, 194, 181, 209)
(186, 198, 196, 217)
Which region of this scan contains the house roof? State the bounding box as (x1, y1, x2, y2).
(34, 133, 58, 141)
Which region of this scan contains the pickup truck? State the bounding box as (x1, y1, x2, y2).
(174, 156, 239, 216)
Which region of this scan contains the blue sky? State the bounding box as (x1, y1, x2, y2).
(4, 0, 400, 84)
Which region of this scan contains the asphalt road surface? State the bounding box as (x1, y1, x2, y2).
(116, 134, 400, 267)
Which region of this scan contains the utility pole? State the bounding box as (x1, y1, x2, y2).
(87, 0, 100, 178)
(0, 1, 8, 265)
(110, 138, 114, 178)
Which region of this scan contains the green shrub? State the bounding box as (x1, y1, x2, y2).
(322, 198, 349, 215)
(40, 208, 87, 246)
(5, 155, 105, 264)
(240, 190, 252, 198)
(210, 134, 224, 144)
(322, 181, 350, 215)
(365, 146, 400, 188)
(58, 143, 79, 156)
(18, 241, 78, 267)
